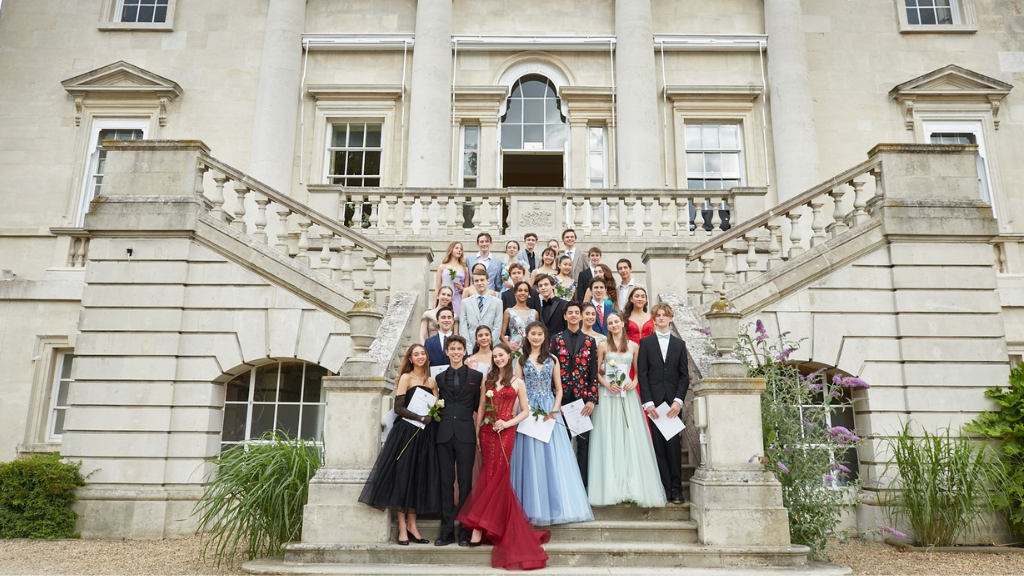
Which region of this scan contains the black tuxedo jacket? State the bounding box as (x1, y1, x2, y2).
(501, 287, 541, 313)
(435, 365, 483, 444)
(637, 333, 690, 407)
(574, 268, 595, 301)
(538, 297, 568, 337)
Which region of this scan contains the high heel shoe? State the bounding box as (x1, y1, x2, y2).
(467, 539, 482, 547)
(408, 535, 429, 544)
(397, 538, 410, 546)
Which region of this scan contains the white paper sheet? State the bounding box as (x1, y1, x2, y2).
(429, 365, 449, 379)
(403, 387, 437, 429)
(517, 411, 556, 443)
(560, 399, 594, 437)
(648, 401, 686, 441)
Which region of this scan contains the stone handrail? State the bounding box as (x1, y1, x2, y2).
(197, 153, 391, 302)
(686, 154, 884, 301)
(307, 185, 767, 238)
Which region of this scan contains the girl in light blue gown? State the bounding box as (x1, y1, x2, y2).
(588, 312, 667, 507)
(509, 322, 594, 526)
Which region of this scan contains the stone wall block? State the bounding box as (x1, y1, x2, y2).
(100, 143, 208, 198)
(86, 261, 190, 285)
(177, 333, 244, 374)
(65, 406, 172, 432)
(85, 238, 193, 262)
(82, 284, 187, 309)
(183, 285, 275, 309)
(185, 261, 269, 286)
(78, 308, 184, 332)
(68, 381, 176, 407)
(72, 356, 178, 382)
(74, 331, 181, 357)
(174, 356, 224, 382)
(268, 308, 303, 359)
(296, 310, 342, 366)
(892, 289, 1002, 314)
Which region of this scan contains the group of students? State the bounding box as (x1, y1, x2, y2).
(359, 229, 691, 571)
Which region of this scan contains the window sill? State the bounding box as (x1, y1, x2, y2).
(17, 442, 61, 456)
(97, 22, 174, 32)
(899, 23, 978, 34)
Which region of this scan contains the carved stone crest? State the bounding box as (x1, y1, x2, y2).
(518, 203, 553, 227)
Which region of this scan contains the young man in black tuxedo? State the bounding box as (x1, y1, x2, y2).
(535, 274, 567, 337)
(637, 302, 689, 504)
(434, 335, 483, 546)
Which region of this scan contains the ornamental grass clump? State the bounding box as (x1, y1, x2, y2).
(193, 431, 322, 567)
(736, 320, 866, 560)
(884, 422, 1005, 547)
(0, 453, 86, 539)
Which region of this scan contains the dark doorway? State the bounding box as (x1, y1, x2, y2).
(503, 153, 563, 187)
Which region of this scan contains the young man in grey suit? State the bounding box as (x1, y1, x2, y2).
(461, 269, 503, 342)
(561, 228, 588, 283)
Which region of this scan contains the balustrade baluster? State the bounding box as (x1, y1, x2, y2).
(869, 168, 885, 213)
(625, 199, 637, 237)
(700, 252, 716, 303)
(74, 238, 87, 268)
(693, 199, 707, 239)
(384, 196, 397, 233)
(402, 196, 414, 233)
(195, 164, 208, 199)
(252, 196, 270, 244)
(709, 197, 722, 235)
(454, 196, 466, 229)
(675, 198, 688, 237)
(828, 186, 850, 237)
(608, 198, 620, 235)
(211, 176, 229, 222)
(275, 208, 290, 254)
(659, 198, 672, 237)
(723, 243, 738, 292)
(744, 231, 759, 282)
(590, 199, 601, 234)
(368, 195, 381, 233)
(641, 197, 654, 237)
(767, 222, 783, 270)
(424, 196, 438, 234)
(296, 220, 312, 265)
(232, 184, 248, 231)
(479, 197, 493, 231)
(467, 196, 480, 230)
(438, 196, 450, 235)
(849, 180, 869, 226)
(350, 194, 363, 229)
(340, 245, 354, 289)
(363, 252, 377, 301)
(319, 230, 333, 272)
(787, 211, 805, 259)
(809, 198, 826, 248)
(573, 198, 585, 229)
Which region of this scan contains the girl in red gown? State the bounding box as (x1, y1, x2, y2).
(622, 286, 654, 433)
(458, 343, 551, 570)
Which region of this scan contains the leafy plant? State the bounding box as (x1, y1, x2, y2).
(736, 320, 865, 560)
(0, 452, 86, 539)
(193, 432, 322, 566)
(884, 422, 1004, 546)
(965, 362, 1024, 537)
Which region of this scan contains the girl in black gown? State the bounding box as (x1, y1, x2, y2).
(359, 344, 442, 544)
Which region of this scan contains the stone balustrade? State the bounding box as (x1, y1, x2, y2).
(197, 153, 391, 303)
(307, 184, 767, 240)
(50, 228, 90, 268)
(687, 152, 885, 303)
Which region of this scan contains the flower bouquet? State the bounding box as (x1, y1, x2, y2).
(397, 399, 444, 460)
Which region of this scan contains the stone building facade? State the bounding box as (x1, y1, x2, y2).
(0, 0, 1021, 543)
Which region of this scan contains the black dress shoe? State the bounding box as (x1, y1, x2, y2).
(397, 539, 409, 546)
(434, 533, 455, 546)
(670, 491, 684, 504)
(458, 533, 471, 547)
(408, 535, 429, 544)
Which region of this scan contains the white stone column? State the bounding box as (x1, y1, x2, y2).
(764, 0, 821, 201)
(406, 0, 453, 187)
(614, 0, 662, 188)
(248, 0, 306, 195)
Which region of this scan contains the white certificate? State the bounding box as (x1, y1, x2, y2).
(560, 399, 594, 437)
(403, 387, 437, 430)
(649, 402, 686, 441)
(517, 411, 556, 443)
(429, 365, 449, 379)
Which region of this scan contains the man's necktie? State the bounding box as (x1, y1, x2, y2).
(597, 305, 604, 325)
(477, 296, 484, 313)
(453, 370, 460, 391)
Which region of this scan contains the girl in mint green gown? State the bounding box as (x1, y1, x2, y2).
(587, 312, 667, 508)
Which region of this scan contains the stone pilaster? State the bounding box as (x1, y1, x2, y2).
(406, 0, 453, 187)
(614, 0, 662, 188)
(764, 0, 821, 200)
(249, 0, 306, 194)
(641, 246, 688, 305)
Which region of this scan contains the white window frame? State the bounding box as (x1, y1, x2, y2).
(46, 352, 75, 443)
(896, 0, 977, 33)
(682, 122, 746, 191)
(798, 370, 860, 490)
(921, 119, 996, 214)
(324, 121, 385, 187)
(98, 0, 176, 31)
(586, 125, 608, 189)
(460, 124, 481, 188)
(76, 118, 149, 227)
(307, 87, 400, 187)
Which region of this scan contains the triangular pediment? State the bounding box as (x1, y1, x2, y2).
(62, 61, 182, 99)
(890, 64, 1012, 100)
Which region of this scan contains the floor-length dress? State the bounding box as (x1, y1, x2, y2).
(440, 264, 466, 316)
(458, 386, 550, 570)
(510, 357, 595, 526)
(588, 350, 667, 507)
(359, 385, 442, 514)
(507, 308, 537, 350)
(626, 318, 655, 432)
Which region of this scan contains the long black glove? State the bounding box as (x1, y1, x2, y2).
(394, 393, 430, 424)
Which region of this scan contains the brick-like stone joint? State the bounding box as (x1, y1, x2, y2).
(689, 298, 799, 553)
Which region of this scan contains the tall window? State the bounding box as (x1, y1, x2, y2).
(800, 369, 861, 488)
(221, 361, 330, 451)
(684, 123, 744, 190)
(500, 76, 567, 151)
(78, 119, 147, 226)
(461, 125, 479, 188)
(327, 122, 383, 186)
(925, 122, 993, 209)
(118, 0, 170, 23)
(47, 353, 75, 442)
(905, 0, 958, 25)
(587, 126, 607, 189)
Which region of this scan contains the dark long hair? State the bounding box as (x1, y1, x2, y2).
(519, 321, 550, 369)
(472, 326, 493, 355)
(622, 286, 649, 320)
(484, 343, 515, 391)
(398, 344, 428, 376)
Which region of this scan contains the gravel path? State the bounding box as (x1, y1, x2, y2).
(1, 536, 1022, 575)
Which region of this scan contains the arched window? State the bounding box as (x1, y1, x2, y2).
(798, 365, 861, 487)
(500, 75, 567, 151)
(221, 361, 331, 451)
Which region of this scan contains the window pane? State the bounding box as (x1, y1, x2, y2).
(464, 151, 478, 177)
(521, 80, 546, 98)
(545, 124, 567, 149)
(52, 409, 66, 436)
(154, 6, 167, 22)
(685, 125, 702, 149)
(276, 405, 301, 437)
(363, 178, 380, 187)
(364, 151, 381, 177)
(589, 127, 604, 150)
(501, 126, 522, 150)
(138, 6, 154, 22)
(304, 367, 327, 403)
(301, 405, 325, 441)
(720, 125, 739, 149)
(589, 155, 604, 179)
(56, 380, 70, 406)
(687, 179, 705, 189)
(921, 7, 937, 24)
(348, 124, 365, 147)
(226, 374, 248, 402)
(722, 153, 740, 175)
(250, 404, 276, 437)
(545, 100, 562, 124)
(365, 124, 382, 147)
(702, 125, 720, 149)
(505, 99, 522, 123)
(278, 363, 303, 402)
(704, 153, 722, 174)
(464, 126, 479, 150)
(122, 6, 139, 21)
(686, 153, 704, 174)
(523, 124, 544, 144)
(61, 354, 74, 379)
(346, 151, 364, 176)
(907, 7, 920, 24)
(332, 125, 348, 147)
(222, 404, 248, 442)
(524, 100, 544, 123)
(253, 364, 278, 402)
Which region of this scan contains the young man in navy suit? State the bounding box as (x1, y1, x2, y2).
(587, 278, 615, 336)
(637, 302, 689, 504)
(424, 306, 456, 367)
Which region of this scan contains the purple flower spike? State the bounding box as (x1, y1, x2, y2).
(832, 374, 842, 385)
(774, 347, 794, 362)
(749, 454, 759, 463)
(879, 526, 908, 539)
(836, 463, 852, 473)
(824, 474, 835, 482)
(698, 328, 712, 336)
(829, 390, 841, 397)
(829, 426, 852, 437)
(777, 462, 790, 473)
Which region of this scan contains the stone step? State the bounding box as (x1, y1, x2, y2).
(391, 518, 698, 544)
(591, 502, 690, 521)
(277, 541, 811, 570)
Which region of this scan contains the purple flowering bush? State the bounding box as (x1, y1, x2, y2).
(737, 320, 866, 560)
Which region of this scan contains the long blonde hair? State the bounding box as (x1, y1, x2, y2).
(442, 241, 467, 268)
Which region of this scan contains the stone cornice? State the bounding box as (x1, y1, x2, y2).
(890, 64, 1013, 129)
(307, 85, 404, 101)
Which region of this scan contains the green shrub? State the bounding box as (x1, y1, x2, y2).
(193, 432, 322, 566)
(736, 321, 865, 560)
(884, 423, 1004, 546)
(0, 453, 86, 539)
(964, 362, 1024, 538)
